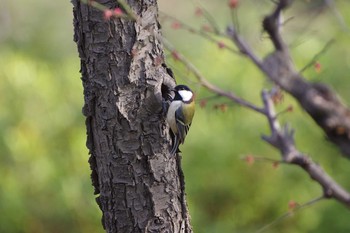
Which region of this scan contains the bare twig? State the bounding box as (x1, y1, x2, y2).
(241, 155, 283, 164)
(159, 12, 239, 54)
(117, 0, 137, 20)
(261, 90, 350, 208)
(162, 37, 265, 114)
(256, 196, 324, 233)
(162, 0, 350, 212)
(164, 31, 350, 208)
(230, 7, 240, 34)
(79, 0, 136, 20)
(227, 0, 350, 157)
(162, 19, 350, 207)
(299, 39, 334, 73)
(324, 0, 350, 32)
(226, 26, 265, 72)
(196, 4, 221, 34)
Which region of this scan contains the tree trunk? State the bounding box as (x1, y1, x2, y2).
(72, 0, 192, 232)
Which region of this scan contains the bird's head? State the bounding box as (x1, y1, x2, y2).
(173, 85, 194, 102)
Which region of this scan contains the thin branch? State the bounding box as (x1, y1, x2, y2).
(161, 0, 350, 211)
(117, 0, 137, 20)
(195, 4, 221, 34)
(261, 90, 350, 208)
(299, 39, 334, 73)
(226, 26, 265, 71)
(255, 196, 324, 233)
(230, 7, 240, 34)
(227, 0, 350, 157)
(288, 7, 323, 49)
(241, 155, 283, 164)
(162, 37, 265, 114)
(324, 0, 350, 32)
(159, 12, 239, 54)
(79, 0, 136, 20)
(81, 0, 107, 11)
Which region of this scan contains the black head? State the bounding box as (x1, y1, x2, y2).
(172, 85, 194, 102)
(174, 85, 192, 92)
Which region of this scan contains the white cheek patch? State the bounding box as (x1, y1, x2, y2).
(178, 90, 193, 102)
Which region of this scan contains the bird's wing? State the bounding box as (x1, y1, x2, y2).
(175, 107, 190, 145)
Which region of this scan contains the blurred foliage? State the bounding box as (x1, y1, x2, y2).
(0, 1, 101, 233)
(1, 0, 350, 233)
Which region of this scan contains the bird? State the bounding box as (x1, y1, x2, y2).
(166, 85, 195, 155)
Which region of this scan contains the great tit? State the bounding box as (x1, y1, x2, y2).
(166, 85, 195, 155)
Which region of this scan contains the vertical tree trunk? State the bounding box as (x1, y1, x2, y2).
(72, 0, 192, 232)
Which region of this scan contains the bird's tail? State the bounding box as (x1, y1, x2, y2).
(170, 135, 180, 156)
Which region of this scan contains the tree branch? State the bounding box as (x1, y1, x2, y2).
(162, 34, 350, 210)
(299, 39, 334, 73)
(227, 0, 350, 158)
(161, 0, 350, 211)
(162, 38, 265, 114)
(261, 90, 350, 208)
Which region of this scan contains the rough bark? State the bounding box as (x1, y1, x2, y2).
(72, 0, 192, 232)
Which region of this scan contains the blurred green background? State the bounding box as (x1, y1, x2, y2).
(1, 0, 350, 233)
